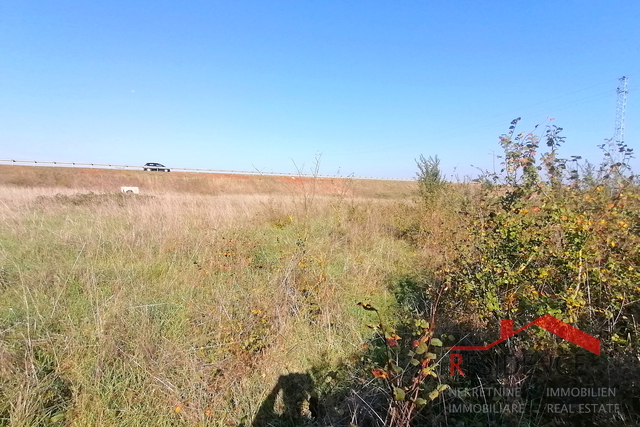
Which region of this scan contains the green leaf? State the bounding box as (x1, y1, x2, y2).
(437, 384, 450, 392)
(429, 390, 440, 400)
(415, 398, 427, 407)
(425, 352, 437, 360)
(410, 358, 420, 366)
(50, 413, 65, 423)
(415, 342, 428, 355)
(430, 338, 443, 347)
(394, 387, 406, 401)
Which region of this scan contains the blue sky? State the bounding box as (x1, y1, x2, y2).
(1, 1, 639, 179)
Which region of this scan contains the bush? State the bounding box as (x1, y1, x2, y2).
(415, 155, 444, 205)
(440, 120, 639, 351)
(407, 119, 639, 426)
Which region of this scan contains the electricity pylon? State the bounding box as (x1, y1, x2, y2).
(613, 76, 628, 145)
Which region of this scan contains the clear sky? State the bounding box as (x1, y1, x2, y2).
(1, 1, 639, 179)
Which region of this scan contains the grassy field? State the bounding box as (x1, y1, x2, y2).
(0, 168, 423, 426)
(0, 165, 415, 199)
(1, 161, 638, 427)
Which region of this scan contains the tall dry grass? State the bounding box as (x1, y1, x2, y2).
(0, 185, 418, 426)
(0, 165, 416, 199)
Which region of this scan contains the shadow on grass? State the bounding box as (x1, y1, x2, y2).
(250, 373, 318, 427)
(244, 270, 640, 426)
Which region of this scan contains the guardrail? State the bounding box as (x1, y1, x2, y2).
(0, 159, 415, 181)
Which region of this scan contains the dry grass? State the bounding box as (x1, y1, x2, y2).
(0, 182, 419, 426)
(4, 176, 629, 426)
(0, 165, 416, 199)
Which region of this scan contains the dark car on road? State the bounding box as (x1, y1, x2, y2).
(143, 162, 170, 172)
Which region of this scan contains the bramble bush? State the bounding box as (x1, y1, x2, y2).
(357, 302, 449, 427)
(437, 118, 639, 354)
(358, 119, 638, 426)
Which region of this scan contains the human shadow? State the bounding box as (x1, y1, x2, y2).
(251, 372, 319, 427)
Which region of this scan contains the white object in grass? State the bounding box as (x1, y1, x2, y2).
(121, 186, 139, 194)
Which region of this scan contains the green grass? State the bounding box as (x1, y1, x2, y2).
(4, 162, 634, 426)
(0, 187, 417, 426)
